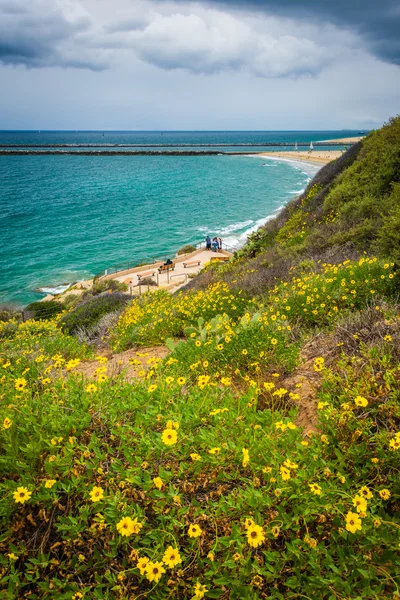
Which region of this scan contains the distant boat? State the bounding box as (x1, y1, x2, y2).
(309, 141, 314, 151)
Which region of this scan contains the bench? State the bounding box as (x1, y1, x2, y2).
(137, 270, 156, 280)
(210, 256, 229, 263)
(158, 263, 175, 273)
(183, 260, 201, 268)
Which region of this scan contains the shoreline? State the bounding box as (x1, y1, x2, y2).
(258, 150, 342, 166)
(39, 156, 322, 303)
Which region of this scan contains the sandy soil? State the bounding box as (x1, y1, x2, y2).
(322, 136, 364, 143)
(259, 150, 344, 166)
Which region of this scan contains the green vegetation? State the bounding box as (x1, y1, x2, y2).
(60, 292, 129, 336)
(177, 245, 197, 255)
(0, 118, 399, 599)
(25, 299, 66, 321)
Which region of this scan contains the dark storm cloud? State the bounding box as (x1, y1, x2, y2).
(0, 0, 105, 70)
(170, 0, 400, 64)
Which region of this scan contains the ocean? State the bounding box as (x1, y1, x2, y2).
(0, 130, 359, 306)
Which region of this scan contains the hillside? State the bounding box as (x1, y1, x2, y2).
(0, 118, 399, 600)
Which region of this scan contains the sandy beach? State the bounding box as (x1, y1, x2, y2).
(259, 150, 344, 166)
(322, 136, 364, 144)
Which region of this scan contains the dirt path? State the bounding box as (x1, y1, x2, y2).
(282, 333, 337, 435)
(76, 346, 169, 382)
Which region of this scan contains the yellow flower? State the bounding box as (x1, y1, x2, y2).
(193, 582, 208, 599)
(13, 486, 32, 504)
(371, 457, 379, 463)
(85, 383, 97, 394)
(166, 420, 179, 430)
(345, 511, 362, 533)
(280, 466, 291, 481)
(242, 448, 250, 467)
(263, 382, 275, 392)
(195, 340, 201, 347)
(373, 519, 381, 528)
(161, 428, 178, 446)
(153, 477, 163, 490)
(233, 552, 241, 562)
(190, 453, 202, 461)
(177, 377, 186, 385)
(44, 479, 56, 489)
(246, 523, 265, 548)
(116, 516, 143, 537)
(207, 551, 214, 561)
(320, 435, 329, 444)
(202, 361, 209, 368)
(14, 378, 27, 391)
(136, 556, 150, 575)
(3, 417, 12, 429)
(145, 561, 166, 583)
(389, 438, 400, 451)
(162, 546, 182, 569)
(188, 524, 202, 538)
(384, 334, 392, 342)
(148, 384, 157, 393)
(359, 486, 373, 499)
(8, 553, 18, 561)
(241, 349, 248, 355)
(89, 486, 104, 503)
(379, 489, 391, 500)
(271, 338, 278, 345)
(352, 495, 367, 513)
(309, 483, 322, 495)
(354, 396, 368, 407)
(208, 447, 220, 455)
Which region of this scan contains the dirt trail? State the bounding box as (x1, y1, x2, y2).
(282, 333, 337, 435)
(76, 346, 169, 382)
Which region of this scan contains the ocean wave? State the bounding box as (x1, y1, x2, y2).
(39, 285, 72, 296)
(214, 220, 254, 235)
(222, 212, 281, 250)
(288, 189, 305, 194)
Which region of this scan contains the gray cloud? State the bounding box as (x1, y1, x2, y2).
(169, 0, 400, 64)
(0, 0, 105, 70)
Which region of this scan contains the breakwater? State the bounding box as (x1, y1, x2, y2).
(0, 141, 351, 149)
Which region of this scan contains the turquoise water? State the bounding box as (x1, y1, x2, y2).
(0, 130, 359, 306)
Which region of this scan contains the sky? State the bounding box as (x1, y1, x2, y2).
(0, 0, 399, 130)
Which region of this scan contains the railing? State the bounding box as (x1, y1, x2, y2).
(96, 239, 236, 279)
(97, 255, 168, 279)
(195, 240, 236, 253)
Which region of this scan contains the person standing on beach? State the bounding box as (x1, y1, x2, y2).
(206, 235, 211, 250)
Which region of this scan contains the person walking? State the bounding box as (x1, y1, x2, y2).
(206, 235, 211, 250)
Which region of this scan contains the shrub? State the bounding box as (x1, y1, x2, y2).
(177, 245, 197, 255)
(91, 278, 128, 295)
(24, 299, 65, 321)
(60, 292, 129, 335)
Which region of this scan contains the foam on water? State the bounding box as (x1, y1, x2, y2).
(0, 137, 325, 305)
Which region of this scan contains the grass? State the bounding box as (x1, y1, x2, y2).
(0, 257, 399, 599)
